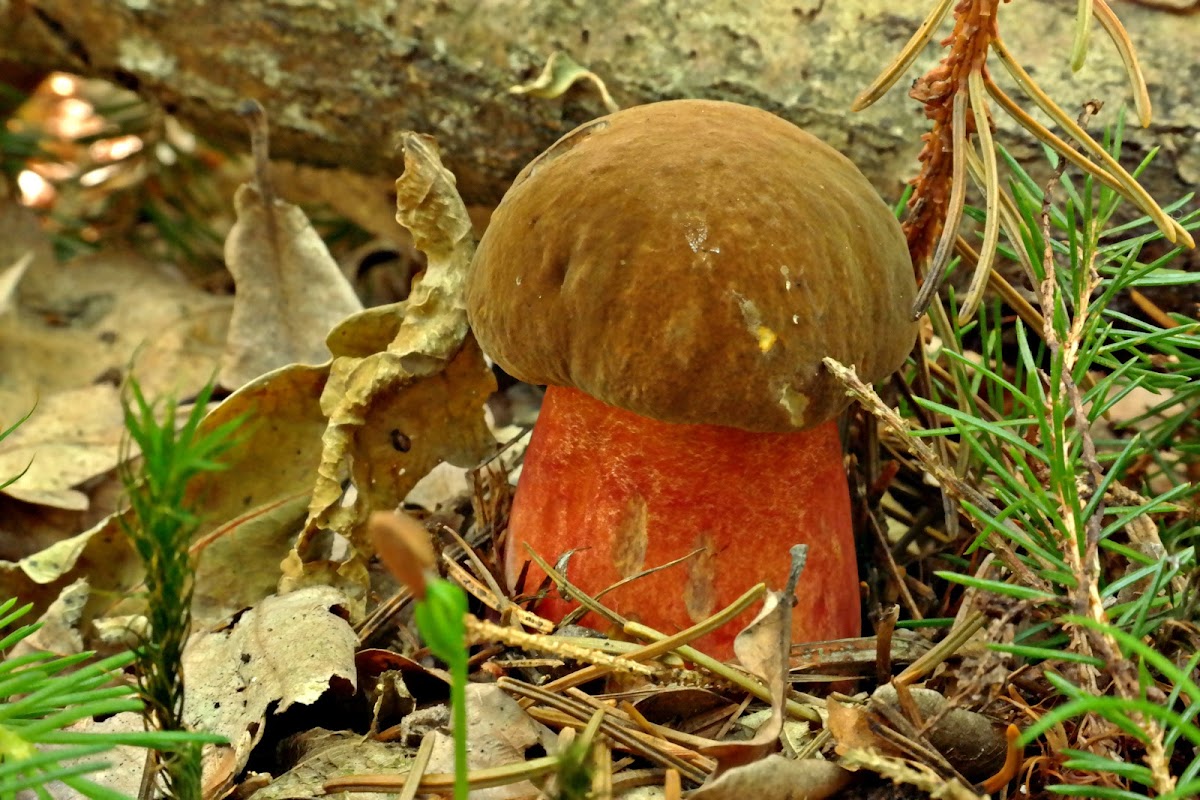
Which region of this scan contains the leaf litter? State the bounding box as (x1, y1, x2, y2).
(218, 101, 363, 389)
(5, 60, 1196, 800)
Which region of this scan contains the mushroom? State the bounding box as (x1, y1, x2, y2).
(466, 99, 916, 658)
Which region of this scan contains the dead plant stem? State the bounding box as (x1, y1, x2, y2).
(824, 356, 1052, 592)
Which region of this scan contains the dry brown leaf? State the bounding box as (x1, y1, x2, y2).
(0, 493, 109, 564)
(0, 250, 231, 425)
(870, 685, 1008, 782)
(46, 712, 147, 799)
(191, 493, 310, 626)
(390, 133, 474, 360)
(0, 385, 125, 510)
(827, 698, 896, 756)
(245, 729, 410, 800)
(0, 251, 32, 315)
(424, 684, 558, 800)
(219, 181, 363, 388)
(9, 578, 89, 658)
(295, 134, 496, 592)
(689, 755, 853, 800)
(0, 514, 138, 624)
(183, 586, 359, 797)
(179, 362, 333, 627)
(0, 363, 329, 629)
(696, 549, 799, 776)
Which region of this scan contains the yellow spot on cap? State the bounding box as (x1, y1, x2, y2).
(756, 326, 777, 352)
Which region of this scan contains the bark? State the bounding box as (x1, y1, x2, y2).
(1, 0, 1197, 208)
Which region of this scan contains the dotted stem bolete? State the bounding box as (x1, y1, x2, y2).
(466, 100, 917, 659)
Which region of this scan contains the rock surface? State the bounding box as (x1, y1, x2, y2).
(1, 0, 1196, 207)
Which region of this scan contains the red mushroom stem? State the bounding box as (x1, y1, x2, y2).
(506, 384, 861, 659)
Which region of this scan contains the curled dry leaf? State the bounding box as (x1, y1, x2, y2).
(298, 133, 496, 564)
(389, 133, 474, 363)
(694, 547, 801, 777)
(509, 51, 620, 114)
(219, 181, 363, 388)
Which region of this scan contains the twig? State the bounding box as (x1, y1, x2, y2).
(464, 616, 659, 676)
(623, 620, 822, 723)
(498, 678, 711, 783)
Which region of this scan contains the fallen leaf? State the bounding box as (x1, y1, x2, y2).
(0, 514, 138, 623)
(306, 335, 496, 540)
(183, 586, 359, 797)
(186, 362, 332, 626)
(45, 712, 147, 799)
(295, 134, 496, 596)
(827, 697, 890, 755)
(191, 493, 310, 626)
(365, 669, 416, 735)
(0, 361, 332, 630)
(631, 688, 732, 728)
(870, 685, 1008, 782)
(9, 578, 89, 659)
(689, 755, 852, 800)
(0, 465, 126, 564)
(0, 249, 231, 425)
(424, 684, 558, 800)
(219, 180, 363, 387)
(696, 546, 801, 776)
(0, 385, 125, 510)
(245, 729, 410, 800)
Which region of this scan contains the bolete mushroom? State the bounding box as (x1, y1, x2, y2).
(466, 99, 916, 658)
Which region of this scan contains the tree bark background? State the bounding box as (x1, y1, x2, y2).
(1, 0, 1197, 209)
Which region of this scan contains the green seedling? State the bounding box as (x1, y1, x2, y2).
(0, 403, 224, 798)
(370, 511, 470, 800)
(415, 578, 470, 800)
(119, 377, 242, 800)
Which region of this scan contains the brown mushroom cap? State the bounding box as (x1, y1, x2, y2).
(466, 99, 917, 432)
